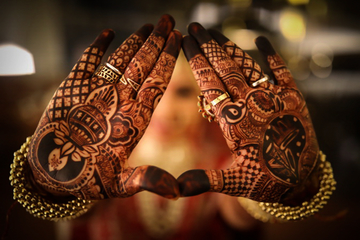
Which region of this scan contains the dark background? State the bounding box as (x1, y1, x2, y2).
(1, 0, 359, 239)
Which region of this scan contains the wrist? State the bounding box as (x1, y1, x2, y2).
(26, 165, 75, 203)
(10, 136, 93, 221)
(279, 153, 323, 206)
(239, 151, 336, 222)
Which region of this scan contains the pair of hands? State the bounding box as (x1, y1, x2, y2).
(28, 14, 320, 204)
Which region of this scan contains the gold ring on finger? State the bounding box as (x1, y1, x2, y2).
(95, 63, 121, 83)
(119, 75, 140, 92)
(210, 92, 230, 107)
(252, 74, 269, 87)
(197, 94, 216, 122)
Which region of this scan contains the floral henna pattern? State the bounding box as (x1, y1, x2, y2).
(28, 15, 182, 200)
(108, 32, 147, 73)
(179, 24, 319, 203)
(138, 52, 176, 109)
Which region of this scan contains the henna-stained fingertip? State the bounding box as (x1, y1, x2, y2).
(177, 169, 210, 197)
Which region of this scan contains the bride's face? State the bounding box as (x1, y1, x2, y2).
(145, 53, 201, 142)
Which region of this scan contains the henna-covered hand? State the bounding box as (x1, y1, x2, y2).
(28, 15, 182, 200)
(179, 23, 320, 205)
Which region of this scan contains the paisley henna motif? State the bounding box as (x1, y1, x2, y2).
(28, 15, 182, 200)
(179, 23, 319, 203)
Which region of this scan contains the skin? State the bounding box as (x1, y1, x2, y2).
(27, 15, 182, 200)
(179, 23, 321, 205)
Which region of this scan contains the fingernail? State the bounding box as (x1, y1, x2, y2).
(93, 29, 115, 51)
(182, 35, 202, 60)
(255, 36, 276, 56)
(188, 22, 212, 45)
(208, 29, 229, 46)
(134, 24, 154, 41)
(163, 30, 182, 56)
(153, 14, 175, 38)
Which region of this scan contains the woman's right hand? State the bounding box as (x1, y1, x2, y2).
(179, 23, 320, 205)
(28, 15, 182, 200)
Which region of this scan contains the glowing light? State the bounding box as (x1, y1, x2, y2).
(312, 43, 333, 61)
(309, 58, 332, 78)
(310, 43, 333, 78)
(0, 44, 35, 76)
(312, 53, 332, 68)
(287, 55, 310, 80)
(287, 0, 309, 5)
(228, 0, 252, 8)
(307, 0, 327, 16)
(190, 3, 219, 28)
(279, 9, 306, 42)
(223, 29, 258, 50)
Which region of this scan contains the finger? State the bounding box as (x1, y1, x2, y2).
(208, 29, 269, 88)
(188, 23, 249, 101)
(123, 166, 179, 199)
(107, 24, 154, 74)
(68, 29, 114, 81)
(182, 35, 230, 114)
(122, 14, 175, 99)
(178, 167, 260, 199)
(137, 30, 182, 111)
(255, 36, 297, 88)
(177, 169, 222, 196)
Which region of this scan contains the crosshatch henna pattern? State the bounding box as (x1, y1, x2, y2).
(28, 15, 182, 200)
(179, 23, 319, 203)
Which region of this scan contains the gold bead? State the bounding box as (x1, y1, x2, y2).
(10, 136, 93, 221)
(248, 152, 336, 222)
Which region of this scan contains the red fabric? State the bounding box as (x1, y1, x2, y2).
(69, 193, 261, 240)
(68, 149, 261, 240)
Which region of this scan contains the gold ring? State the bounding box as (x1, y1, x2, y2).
(120, 75, 140, 92)
(210, 92, 230, 106)
(197, 95, 216, 122)
(95, 63, 121, 83)
(252, 74, 269, 87)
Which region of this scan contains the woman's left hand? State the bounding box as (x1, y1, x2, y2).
(28, 15, 182, 200)
(179, 23, 320, 204)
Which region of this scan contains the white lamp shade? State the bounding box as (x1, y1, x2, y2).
(0, 44, 35, 76)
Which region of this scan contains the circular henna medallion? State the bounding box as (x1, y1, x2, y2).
(262, 115, 306, 184)
(32, 123, 86, 182)
(108, 113, 139, 146)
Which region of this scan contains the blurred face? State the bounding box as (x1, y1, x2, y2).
(145, 52, 201, 142)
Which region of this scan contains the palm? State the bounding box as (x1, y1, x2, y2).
(28, 15, 182, 200)
(180, 23, 319, 203)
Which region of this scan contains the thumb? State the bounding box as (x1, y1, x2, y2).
(122, 165, 180, 199)
(177, 169, 223, 197)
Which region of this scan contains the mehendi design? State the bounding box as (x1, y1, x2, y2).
(120, 34, 166, 101)
(222, 41, 264, 84)
(217, 84, 318, 201)
(180, 25, 319, 203)
(107, 34, 145, 73)
(28, 16, 182, 200)
(200, 40, 246, 101)
(137, 52, 176, 109)
(189, 54, 228, 104)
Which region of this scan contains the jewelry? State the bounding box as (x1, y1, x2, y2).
(95, 63, 121, 83)
(120, 75, 140, 92)
(132, 139, 196, 238)
(210, 92, 230, 106)
(252, 74, 269, 87)
(10, 136, 93, 221)
(197, 95, 216, 122)
(238, 151, 336, 222)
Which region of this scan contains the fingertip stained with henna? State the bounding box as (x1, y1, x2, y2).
(153, 14, 175, 38)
